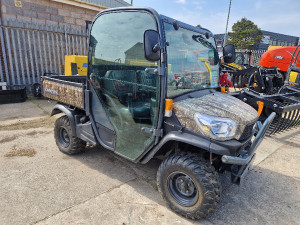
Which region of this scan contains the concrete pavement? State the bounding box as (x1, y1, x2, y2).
(0, 98, 299, 225)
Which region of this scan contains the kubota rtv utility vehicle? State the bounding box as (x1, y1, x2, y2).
(43, 7, 275, 219)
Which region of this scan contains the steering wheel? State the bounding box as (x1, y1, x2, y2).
(176, 73, 201, 89)
(176, 74, 191, 89)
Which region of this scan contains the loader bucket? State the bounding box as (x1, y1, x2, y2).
(267, 109, 300, 135)
(237, 85, 300, 135)
(266, 86, 300, 135)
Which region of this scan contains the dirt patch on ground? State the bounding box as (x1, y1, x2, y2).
(26, 130, 52, 136)
(4, 148, 37, 158)
(0, 116, 56, 131)
(26, 131, 39, 136)
(0, 135, 17, 144)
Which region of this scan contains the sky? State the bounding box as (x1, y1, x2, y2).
(125, 0, 300, 37)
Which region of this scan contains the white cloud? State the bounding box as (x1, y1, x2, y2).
(192, 0, 206, 4)
(168, 8, 230, 34)
(191, 1, 203, 10)
(250, 12, 300, 36)
(136, 0, 300, 37)
(255, 1, 262, 9)
(176, 0, 186, 4)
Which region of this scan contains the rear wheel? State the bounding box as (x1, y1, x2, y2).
(54, 115, 86, 154)
(157, 152, 221, 219)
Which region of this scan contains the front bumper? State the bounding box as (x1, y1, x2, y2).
(221, 112, 276, 184)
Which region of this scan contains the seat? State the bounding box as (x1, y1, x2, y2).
(102, 70, 137, 103)
(129, 70, 157, 120)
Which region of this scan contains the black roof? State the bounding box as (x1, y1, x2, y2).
(160, 14, 213, 37)
(214, 33, 225, 40)
(262, 30, 298, 43)
(214, 30, 299, 50)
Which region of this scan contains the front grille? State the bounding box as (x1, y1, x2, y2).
(239, 122, 255, 140)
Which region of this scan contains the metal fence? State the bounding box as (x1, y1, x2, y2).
(0, 17, 268, 93)
(251, 50, 266, 66)
(236, 49, 266, 66)
(0, 18, 88, 91)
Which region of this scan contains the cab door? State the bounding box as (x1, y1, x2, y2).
(88, 10, 160, 160)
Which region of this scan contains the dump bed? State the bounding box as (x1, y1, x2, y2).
(42, 75, 86, 109)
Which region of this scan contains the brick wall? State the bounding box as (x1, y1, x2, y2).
(1, 0, 104, 31)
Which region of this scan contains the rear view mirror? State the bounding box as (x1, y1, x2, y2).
(223, 44, 235, 63)
(144, 30, 161, 61)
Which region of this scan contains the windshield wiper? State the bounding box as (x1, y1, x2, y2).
(192, 35, 217, 52)
(192, 34, 219, 65)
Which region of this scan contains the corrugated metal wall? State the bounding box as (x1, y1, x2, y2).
(80, 0, 130, 7)
(0, 19, 88, 91)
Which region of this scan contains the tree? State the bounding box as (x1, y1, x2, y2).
(196, 25, 202, 28)
(226, 18, 263, 50)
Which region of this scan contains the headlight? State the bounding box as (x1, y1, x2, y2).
(194, 113, 237, 138)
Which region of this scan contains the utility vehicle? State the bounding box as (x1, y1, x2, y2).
(43, 7, 275, 219)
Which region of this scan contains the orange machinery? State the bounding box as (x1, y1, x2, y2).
(259, 46, 300, 74)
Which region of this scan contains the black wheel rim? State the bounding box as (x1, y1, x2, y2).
(167, 171, 199, 207)
(59, 127, 70, 148)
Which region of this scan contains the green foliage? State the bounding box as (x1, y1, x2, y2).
(196, 24, 202, 28)
(226, 18, 263, 50)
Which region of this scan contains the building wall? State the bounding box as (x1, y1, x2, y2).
(0, 0, 130, 86)
(214, 31, 299, 51)
(0, 0, 106, 32)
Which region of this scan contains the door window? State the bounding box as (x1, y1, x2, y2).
(89, 11, 159, 160)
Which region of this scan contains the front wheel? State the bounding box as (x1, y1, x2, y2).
(54, 115, 86, 155)
(157, 152, 221, 219)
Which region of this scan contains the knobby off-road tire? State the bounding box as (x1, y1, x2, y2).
(157, 152, 221, 219)
(54, 115, 86, 155)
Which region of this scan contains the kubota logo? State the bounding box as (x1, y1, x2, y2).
(274, 56, 285, 60)
(44, 88, 58, 96)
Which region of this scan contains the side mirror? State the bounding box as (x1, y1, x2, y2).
(144, 30, 161, 62)
(223, 44, 235, 63)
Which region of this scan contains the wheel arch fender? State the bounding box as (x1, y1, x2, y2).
(51, 104, 76, 136)
(140, 131, 211, 164)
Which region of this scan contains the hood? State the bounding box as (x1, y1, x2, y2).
(173, 92, 258, 141)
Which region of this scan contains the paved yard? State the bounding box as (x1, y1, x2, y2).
(0, 98, 299, 225)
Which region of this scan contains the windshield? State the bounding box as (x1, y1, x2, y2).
(164, 22, 219, 97)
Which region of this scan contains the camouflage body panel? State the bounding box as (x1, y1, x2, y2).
(42, 77, 84, 109)
(173, 92, 258, 141)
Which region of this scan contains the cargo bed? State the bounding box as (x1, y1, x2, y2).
(42, 75, 86, 109)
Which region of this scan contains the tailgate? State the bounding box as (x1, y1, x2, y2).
(42, 76, 85, 109)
